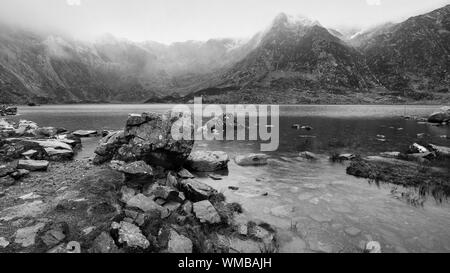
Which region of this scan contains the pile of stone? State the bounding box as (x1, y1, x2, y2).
(89, 111, 277, 253)
(0, 118, 83, 186)
(0, 105, 17, 116)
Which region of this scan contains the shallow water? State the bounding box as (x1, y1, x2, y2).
(10, 104, 450, 252)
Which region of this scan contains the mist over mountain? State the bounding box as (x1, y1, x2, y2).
(0, 4, 449, 104)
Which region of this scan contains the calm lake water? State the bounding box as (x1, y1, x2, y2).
(11, 104, 450, 253)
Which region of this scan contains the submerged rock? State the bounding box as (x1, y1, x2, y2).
(299, 151, 319, 160)
(186, 151, 229, 172)
(234, 154, 269, 166)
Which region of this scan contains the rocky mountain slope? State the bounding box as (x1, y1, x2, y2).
(189, 13, 384, 103)
(353, 4, 450, 98)
(0, 4, 449, 104)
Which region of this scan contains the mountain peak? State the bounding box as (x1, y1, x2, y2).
(271, 12, 321, 28)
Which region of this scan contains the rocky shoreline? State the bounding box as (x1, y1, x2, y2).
(0, 112, 278, 253)
(0, 106, 449, 253)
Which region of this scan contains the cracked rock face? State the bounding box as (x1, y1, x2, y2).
(94, 111, 194, 169)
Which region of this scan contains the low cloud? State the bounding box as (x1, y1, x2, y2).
(366, 0, 382, 6)
(66, 0, 81, 6)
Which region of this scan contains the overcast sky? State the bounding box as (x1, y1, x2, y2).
(0, 0, 448, 43)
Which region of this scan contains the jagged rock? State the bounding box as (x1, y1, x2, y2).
(111, 221, 149, 249)
(0, 139, 47, 161)
(72, 130, 98, 137)
(120, 186, 137, 203)
(408, 143, 429, 154)
(177, 168, 194, 179)
(91, 232, 119, 253)
(167, 229, 193, 253)
(35, 127, 58, 137)
(14, 222, 46, 247)
(428, 107, 450, 123)
(93, 130, 126, 164)
(119, 112, 194, 168)
(164, 201, 181, 213)
(178, 179, 217, 201)
(9, 169, 29, 180)
(126, 193, 168, 216)
(234, 154, 269, 166)
(429, 144, 450, 158)
(0, 165, 15, 177)
(299, 151, 319, 160)
(182, 201, 193, 215)
(161, 171, 178, 188)
(0, 237, 9, 248)
(111, 160, 154, 184)
(186, 151, 229, 172)
(39, 222, 68, 248)
(147, 185, 183, 203)
(193, 200, 221, 224)
(17, 160, 49, 171)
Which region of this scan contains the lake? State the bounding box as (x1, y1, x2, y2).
(10, 104, 450, 253)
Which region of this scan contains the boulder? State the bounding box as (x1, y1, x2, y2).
(335, 153, 355, 161)
(429, 144, 450, 158)
(428, 106, 450, 123)
(10, 169, 30, 180)
(178, 179, 217, 201)
(117, 111, 194, 169)
(35, 127, 58, 137)
(146, 185, 183, 203)
(72, 130, 98, 137)
(186, 151, 229, 171)
(177, 168, 195, 179)
(408, 143, 429, 154)
(111, 160, 154, 184)
(111, 221, 149, 249)
(126, 193, 168, 216)
(167, 229, 193, 253)
(17, 160, 49, 171)
(0, 139, 47, 161)
(0, 165, 15, 177)
(193, 200, 221, 224)
(93, 130, 126, 165)
(14, 222, 46, 247)
(234, 154, 269, 166)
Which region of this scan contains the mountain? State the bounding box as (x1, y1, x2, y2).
(188, 13, 383, 104)
(1, 4, 449, 104)
(352, 4, 450, 97)
(0, 26, 252, 104)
